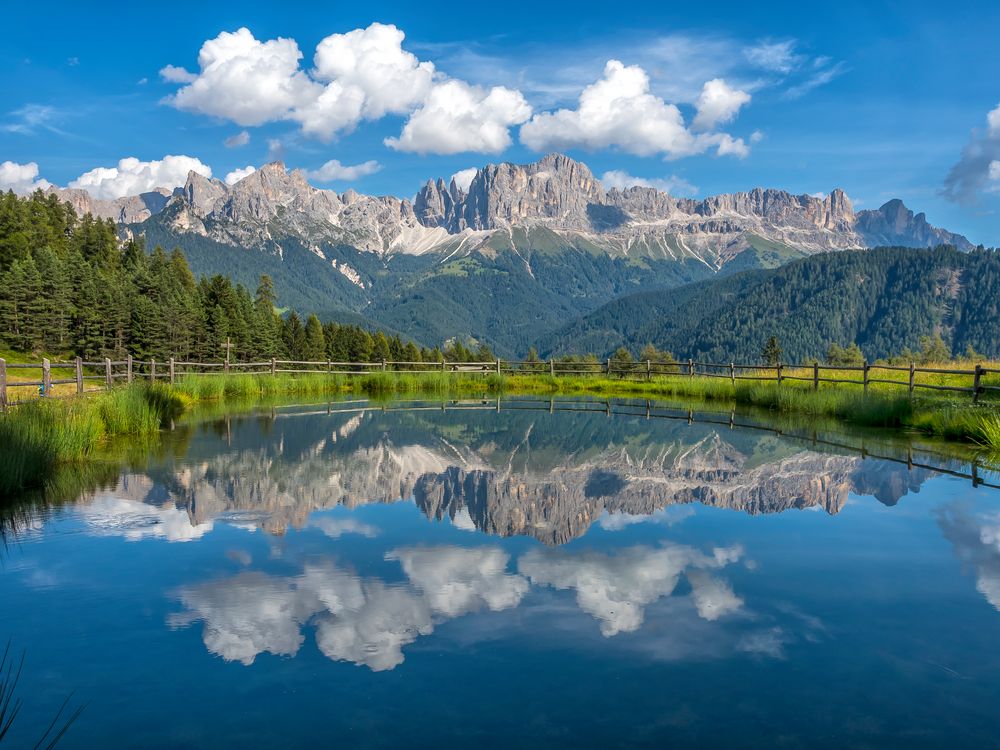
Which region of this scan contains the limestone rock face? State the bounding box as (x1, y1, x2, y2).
(47, 186, 172, 224)
(47, 153, 972, 264)
(855, 199, 974, 250)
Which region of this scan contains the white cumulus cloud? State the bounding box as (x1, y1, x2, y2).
(520, 60, 748, 160)
(162, 24, 531, 153)
(599, 170, 697, 197)
(164, 28, 318, 127)
(519, 543, 743, 637)
(306, 159, 381, 182)
(312, 22, 434, 120)
(385, 79, 532, 154)
(83, 495, 213, 543)
(0, 161, 51, 194)
(692, 78, 751, 131)
(224, 165, 256, 185)
(69, 155, 211, 200)
(450, 168, 478, 193)
(171, 545, 527, 671)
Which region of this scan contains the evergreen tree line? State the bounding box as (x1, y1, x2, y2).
(0, 190, 440, 363)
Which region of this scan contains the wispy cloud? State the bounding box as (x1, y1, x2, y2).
(784, 60, 848, 99)
(1, 103, 68, 136)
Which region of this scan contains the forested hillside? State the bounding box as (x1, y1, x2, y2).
(541, 246, 1000, 362)
(0, 191, 435, 363)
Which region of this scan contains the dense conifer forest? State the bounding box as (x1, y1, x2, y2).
(542, 245, 1000, 362)
(0, 190, 443, 363)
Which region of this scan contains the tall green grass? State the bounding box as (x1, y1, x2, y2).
(0, 384, 185, 496)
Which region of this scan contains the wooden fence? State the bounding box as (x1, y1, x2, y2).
(0, 353, 997, 410)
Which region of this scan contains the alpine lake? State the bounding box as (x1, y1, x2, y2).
(3, 395, 1000, 748)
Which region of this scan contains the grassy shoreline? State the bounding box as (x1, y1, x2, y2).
(1, 371, 997, 496)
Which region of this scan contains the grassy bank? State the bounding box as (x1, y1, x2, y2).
(502, 373, 1000, 448)
(1, 371, 998, 496)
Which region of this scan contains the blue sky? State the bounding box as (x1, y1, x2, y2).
(2, 0, 999, 244)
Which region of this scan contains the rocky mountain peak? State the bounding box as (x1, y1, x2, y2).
(855, 198, 973, 251)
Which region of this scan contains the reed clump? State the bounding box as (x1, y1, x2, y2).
(0, 383, 185, 495)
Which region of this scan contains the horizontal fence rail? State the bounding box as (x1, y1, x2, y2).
(0, 352, 997, 410)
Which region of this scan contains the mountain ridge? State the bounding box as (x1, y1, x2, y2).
(48, 153, 973, 266)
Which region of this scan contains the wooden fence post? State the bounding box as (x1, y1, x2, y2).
(973, 364, 983, 404)
(150, 359, 156, 383)
(169, 358, 175, 384)
(646, 360, 651, 381)
(382, 359, 387, 372)
(863, 360, 870, 395)
(730, 362, 735, 385)
(105, 358, 112, 389)
(75, 357, 83, 395)
(813, 362, 819, 391)
(0, 358, 7, 411)
(42, 358, 51, 397)
(908, 362, 915, 396)
(271, 358, 277, 376)
(442, 358, 446, 373)
(126, 354, 133, 384)
(496, 358, 501, 375)
(549, 359, 555, 376)
(606, 358, 611, 376)
(688, 359, 694, 378)
(327, 359, 331, 374)
(777, 362, 783, 385)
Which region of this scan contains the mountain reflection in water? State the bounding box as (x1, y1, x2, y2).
(67, 398, 962, 545)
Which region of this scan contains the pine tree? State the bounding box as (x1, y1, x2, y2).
(373, 331, 391, 363)
(762, 336, 783, 366)
(304, 314, 326, 361)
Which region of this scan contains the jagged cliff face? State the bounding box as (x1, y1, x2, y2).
(48, 186, 173, 224)
(52, 153, 971, 267)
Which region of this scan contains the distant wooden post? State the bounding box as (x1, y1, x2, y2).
(441, 358, 446, 373)
(606, 358, 611, 376)
(973, 364, 983, 404)
(271, 358, 277, 376)
(776, 362, 783, 385)
(126, 354, 133, 384)
(169, 358, 175, 384)
(221, 337, 233, 373)
(688, 359, 694, 378)
(908, 362, 915, 396)
(813, 362, 819, 390)
(382, 359, 387, 372)
(496, 358, 501, 375)
(646, 360, 651, 381)
(75, 357, 83, 395)
(549, 359, 555, 376)
(327, 359, 332, 374)
(862, 360, 870, 395)
(0, 358, 7, 411)
(729, 362, 735, 386)
(105, 358, 113, 389)
(42, 358, 51, 397)
(150, 359, 157, 383)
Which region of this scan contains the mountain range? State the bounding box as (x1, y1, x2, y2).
(48, 153, 979, 355)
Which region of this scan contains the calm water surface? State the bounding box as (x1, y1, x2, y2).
(2, 397, 1000, 748)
